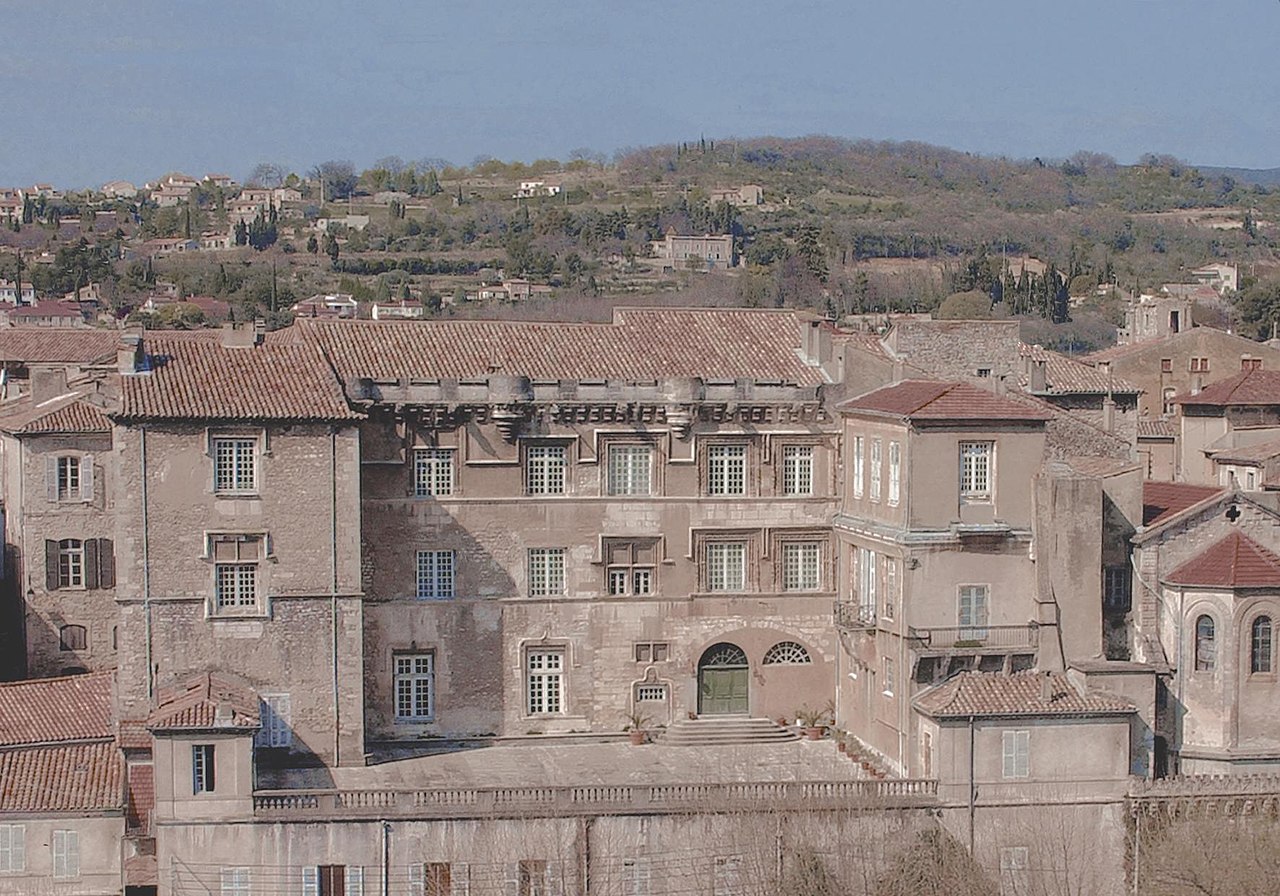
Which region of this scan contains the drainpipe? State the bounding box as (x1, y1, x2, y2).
(968, 715, 976, 855)
(381, 820, 391, 896)
(141, 426, 154, 699)
(331, 427, 341, 766)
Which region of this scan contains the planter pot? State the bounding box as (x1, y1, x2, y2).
(804, 726, 824, 741)
(629, 730, 646, 746)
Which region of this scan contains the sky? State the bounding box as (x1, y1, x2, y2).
(2, 0, 1278, 188)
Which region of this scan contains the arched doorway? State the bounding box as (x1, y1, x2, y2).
(698, 642, 749, 715)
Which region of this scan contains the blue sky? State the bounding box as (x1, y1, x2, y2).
(2, 0, 1277, 188)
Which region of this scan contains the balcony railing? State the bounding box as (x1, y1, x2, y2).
(253, 778, 939, 820)
(910, 623, 1039, 650)
(834, 601, 878, 631)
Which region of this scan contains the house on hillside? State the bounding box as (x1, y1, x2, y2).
(650, 231, 736, 270)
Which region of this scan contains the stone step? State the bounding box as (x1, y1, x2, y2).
(660, 717, 799, 746)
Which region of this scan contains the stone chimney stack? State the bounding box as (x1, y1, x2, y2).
(117, 331, 144, 374)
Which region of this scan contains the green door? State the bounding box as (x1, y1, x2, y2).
(698, 642, 750, 715)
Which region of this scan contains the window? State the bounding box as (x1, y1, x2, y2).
(607, 445, 652, 496)
(0, 824, 25, 873)
(1001, 730, 1030, 778)
(416, 550, 456, 599)
(782, 445, 814, 496)
(887, 441, 900, 506)
(257, 694, 292, 748)
(762, 641, 811, 665)
(1195, 615, 1216, 671)
(528, 548, 566, 597)
(707, 444, 747, 496)
(960, 442, 993, 501)
(412, 862, 468, 896)
(526, 650, 565, 714)
(1160, 358, 1173, 373)
(1000, 846, 1029, 888)
(622, 858, 652, 896)
(210, 534, 264, 615)
(858, 548, 877, 619)
(413, 448, 454, 497)
(852, 436, 864, 498)
(59, 624, 87, 651)
(1247, 469, 1258, 491)
(44, 537, 113, 592)
(305, 866, 365, 896)
(706, 542, 746, 591)
(58, 538, 84, 588)
(959, 585, 989, 640)
(1189, 357, 1210, 373)
(518, 860, 548, 896)
(51, 830, 78, 879)
(713, 856, 742, 896)
(869, 439, 882, 501)
(213, 437, 257, 493)
(1162, 388, 1177, 416)
(976, 367, 992, 378)
(1104, 566, 1131, 612)
(605, 540, 657, 596)
(884, 560, 897, 620)
(635, 684, 668, 703)
(221, 868, 250, 896)
(883, 658, 895, 695)
(634, 642, 669, 663)
(48, 455, 92, 502)
(192, 744, 216, 794)
(782, 542, 821, 591)
(1243, 357, 1263, 371)
(395, 654, 435, 721)
(525, 445, 567, 496)
(1252, 616, 1273, 674)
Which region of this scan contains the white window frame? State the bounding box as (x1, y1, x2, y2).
(395, 653, 435, 722)
(883, 657, 895, 695)
(256, 693, 292, 748)
(884, 559, 897, 620)
(213, 436, 258, 494)
(959, 584, 990, 640)
(782, 445, 814, 496)
(959, 441, 993, 503)
(713, 855, 742, 896)
(606, 444, 652, 496)
(416, 549, 456, 600)
(0, 824, 25, 873)
(221, 867, 251, 896)
(528, 548, 566, 597)
(413, 448, 455, 497)
(869, 439, 882, 501)
(53, 454, 93, 503)
(781, 542, 821, 591)
(51, 829, 79, 879)
(887, 441, 900, 506)
(58, 538, 85, 589)
(525, 444, 567, 496)
(858, 548, 877, 618)
(707, 444, 747, 496)
(526, 649, 565, 715)
(706, 542, 747, 592)
(623, 857, 652, 896)
(1002, 729, 1030, 779)
(852, 435, 864, 499)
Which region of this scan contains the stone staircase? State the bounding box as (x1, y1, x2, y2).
(660, 716, 799, 746)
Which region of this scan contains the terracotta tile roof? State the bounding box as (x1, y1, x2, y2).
(294, 308, 826, 386)
(117, 334, 361, 422)
(1025, 348, 1142, 395)
(10, 301, 84, 320)
(1210, 439, 1280, 464)
(839, 380, 1052, 422)
(1142, 480, 1225, 527)
(1137, 419, 1177, 438)
(835, 331, 890, 360)
(1062, 455, 1140, 478)
(0, 672, 114, 747)
(0, 389, 112, 435)
(1179, 370, 1280, 407)
(1165, 531, 1280, 588)
(117, 721, 151, 751)
(0, 742, 124, 812)
(1080, 340, 1148, 365)
(147, 672, 260, 733)
(0, 329, 119, 364)
(914, 671, 1134, 718)
(126, 763, 154, 834)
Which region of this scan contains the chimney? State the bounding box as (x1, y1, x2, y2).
(213, 702, 234, 725)
(220, 320, 264, 348)
(117, 331, 144, 375)
(1040, 670, 1054, 702)
(29, 367, 68, 405)
(1027, 353, 1047, 392)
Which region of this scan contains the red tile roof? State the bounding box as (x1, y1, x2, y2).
(147, 672, 260, 733)
(0, 742, 124, 812)
(0, 390, 112, 435)
(1179, 370, 1280, 407)
(295, 308, 826, 385)
(1142, 480, 1225, 527)
(117, 334, 361, 422)
(1137, 419, 1177, 439)
(1210, 439, 1280, 465)
(839, 380, 1051, 422)
(914, 671, 1134, 718)
(0, 329, 119, 364)
(1165, 531, 1280, 588)
(0, 672, 114, 747)
(126, 762, 154, 834)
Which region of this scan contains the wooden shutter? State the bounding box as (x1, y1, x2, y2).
(346, 867, 364, 896)
(79, 456, 94, 502)
(83, 539, 100, 590)
(45, 540, 58, 591)
(96, 539, 115, 589)
(45, 456, 58, 501)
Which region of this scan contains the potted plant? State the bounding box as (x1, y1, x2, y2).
(796, 701, 834, 740)
(625, 711, 651, 746)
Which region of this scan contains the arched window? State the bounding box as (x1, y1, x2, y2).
(1195, 615, 1216, 671)
(1252, 616, 1273, 674)
(762, 641, 812, 665)
(59, 624, 87, 651)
